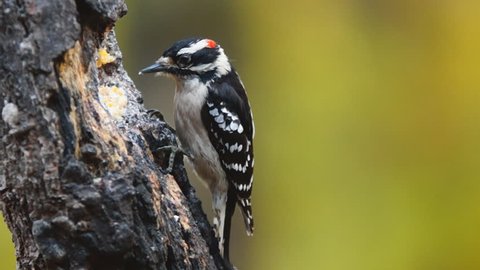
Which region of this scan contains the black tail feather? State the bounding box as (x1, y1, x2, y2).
(223, 186, 237, 263)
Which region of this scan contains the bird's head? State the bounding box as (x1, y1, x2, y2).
(139, 38, 232, 81)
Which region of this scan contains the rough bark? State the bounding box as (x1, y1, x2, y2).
(0, 0, 230, 269)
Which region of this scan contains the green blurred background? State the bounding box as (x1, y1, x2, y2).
(2, 1, 480, 269)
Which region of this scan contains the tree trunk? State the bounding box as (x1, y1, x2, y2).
(0, 0, 229, 269)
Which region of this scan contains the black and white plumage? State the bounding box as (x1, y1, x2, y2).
(139, 38, 254, 262)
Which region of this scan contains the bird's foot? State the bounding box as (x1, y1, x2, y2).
(153, 145, 192, 174)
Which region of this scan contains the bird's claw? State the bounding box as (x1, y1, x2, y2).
(147, 109, 165, 121)
(153, 145, 192, 173)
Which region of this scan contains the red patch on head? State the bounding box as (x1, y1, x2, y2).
(206, 39, 217, 48)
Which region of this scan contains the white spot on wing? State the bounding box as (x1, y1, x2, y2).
(209, 108, 219, 116)
(251, 111, 255, 138)
(214, 114, 224, 123)
(230, 121, 238, 131)
(230, 143, 237, 153)
(246, 177, 253, 190)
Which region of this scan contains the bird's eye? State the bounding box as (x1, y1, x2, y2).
(177, 54, 191, 68)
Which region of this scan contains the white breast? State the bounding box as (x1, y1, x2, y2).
(174, 78, 227, 191)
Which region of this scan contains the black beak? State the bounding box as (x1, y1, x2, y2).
(138, 57, 171, 75)
(138, 63, 166, 75)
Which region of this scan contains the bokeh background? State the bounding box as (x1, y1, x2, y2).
(2, 1, 480, 269)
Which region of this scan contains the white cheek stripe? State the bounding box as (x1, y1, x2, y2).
(190, 63, 214, 72)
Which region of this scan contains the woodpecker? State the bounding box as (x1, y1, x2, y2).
(139, 38, 255, 262)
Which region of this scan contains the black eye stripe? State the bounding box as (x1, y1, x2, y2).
(191, 48, 220, 66)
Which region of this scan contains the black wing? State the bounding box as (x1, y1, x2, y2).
(201, 72, 254, 233)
